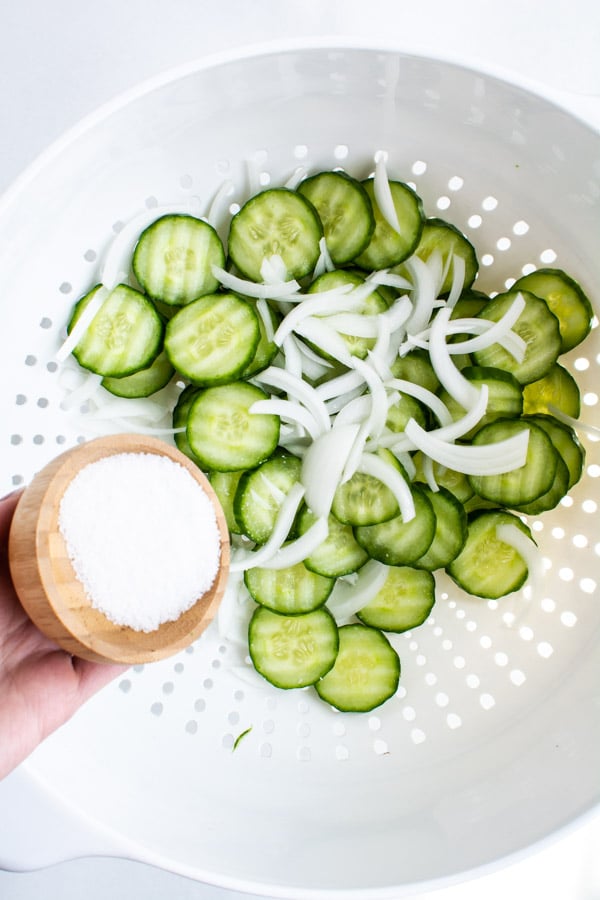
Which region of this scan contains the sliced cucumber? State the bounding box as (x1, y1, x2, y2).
(101, 348, 174, 398)
(412, 451, 475, 504)
(386, 392, 428, 434)
(234, 452, 302, 543)
(447, 509, 534, 599)
(68, 283, 163, 378)
(522, 414, 585, 490)
(354, 178, 424, 270)
(413, 485, 468, 571)
(172, 384, 202, 464)
(297, 170, 375, 265)
(396, 217, 479, 295)
(473, 289, 561, 385)
(165, 292, 260, 386)
(354, 484, 436, 566)
(209, 470, 245, 534)
(468, 417, 558, 507)
(356, 566, 435, 632)
(522, 362, 581, 418)
(228, 188, 323, 282)
(132, 214, 225, 306)
(331, 450, 403, 527)
(315, 624, 400, 712)
(513, 267, 593, 353)
(297, 508, 369, 578)
(187, 382, 280, 471)
(244, 560, 335, 615)
(389, 347, 440, 394)
(249, 606, 339, 689)
(514, 456, 571, 515)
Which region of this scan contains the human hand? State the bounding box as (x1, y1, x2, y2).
(0, 491, 127, 780)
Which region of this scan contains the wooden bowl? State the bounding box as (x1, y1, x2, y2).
(8, 434, 230, 665)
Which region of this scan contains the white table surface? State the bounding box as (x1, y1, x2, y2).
(1, 2, 600, 898)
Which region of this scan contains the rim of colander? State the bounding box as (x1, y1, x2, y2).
(1, 35, 599, 218)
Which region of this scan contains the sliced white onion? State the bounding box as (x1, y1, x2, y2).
(351, 358, 388, 440)
(324, 383, 368, 416)
(405, 253, 442, 336)
(229, 482, 306, 573)
(325, 312, 381, 338)
(448, 293, 527, 359)
(260, 254, 288, 284)
(301, 423, 361, 518)
(385, 377, 453, 427)
(295, 318, 354, 368)
(315, 369, 365, 402)
(256, 297, 275, 342)
(326, 560, 389, 623)
(250, 398, 321, 441)
(254, 366, 331, 434)
(313, 236, 335, 277)
(212, 264, 300, 300)
(284, 166, 308, 190)
(428, 306, 480, 410)
(547, 404, 600, 442)
(404, 417, 530, 475)
(420, 453, 439, 492)
(356, 452, 415, 522)
(367, 268, 412, 291)
(282, 334, 303, 380)
(373, 152, 401, 233)
(59, 371, 104, 410)
(55, 286, 111, 362)
(258, 516, 329, 570)
(428, 384, 489, 442)
(446, 254, 466, 308)
(272, 283, 356, 346)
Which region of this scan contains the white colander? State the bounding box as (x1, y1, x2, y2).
(1, 41, 599, 899)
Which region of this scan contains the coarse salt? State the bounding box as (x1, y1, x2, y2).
(58, 452, 221, 632)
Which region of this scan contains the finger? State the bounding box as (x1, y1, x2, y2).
(71, 656, 130, 703)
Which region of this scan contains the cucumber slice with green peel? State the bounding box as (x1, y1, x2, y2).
(244, 560, 335, 615)
(389, 348, 440, 394)
(249, 606, 339, 689)
(412, 451, 475, 504)
(209, 470, 245, 534)
(101, 349, 174, 398)
(514, 456, 571, 515)
(315, 624, 400, 712)
(187, 382, 280, 471)
(234, 452, 302, 544)
(68, 284, 164, 378)
(354, 484, 436, 566)
(522, 363, 581, 418)
(473, 289, 561, 385)
(228, 188, 323, 282)
(413, 485, 468, 571)
(356, 566, 435, 632)
(240, 301, 281, 378)
(438, 365, 523, 440)
(513, 267, 594, 353)
(522, 414, 585, 490)
(297, 508, 369, 578)
(172, 384, 202, 464)
(306, 269, 389, 361)
(354, 178, 424, 270)
(467, 417, 558, 507)
(394, 217, 479, 295)
(132, 214, 225, 306)
(446, 509, 535, 599)
(165, 292, 260, 386)
(297, 170, 375, 265)
(331, 449, 405, 527)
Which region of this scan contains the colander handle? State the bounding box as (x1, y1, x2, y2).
(0, 767, 138, 870)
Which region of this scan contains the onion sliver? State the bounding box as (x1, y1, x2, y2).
(315, 369, 365, 402)
(373, 153, 401, 233)
(301, 423, 361, 518)
(56, 286, 111, 363)
(212, 264, 300, 301)
(428, 306, 480, 410)
(357, 452, 416, 522)
(229, 482, 306, 573)
(326, 560, 390, 623)
(294, 318, 354, 368)
(405, 254, 440, 336)
(428, 385, 489, 442)
(250, 398, 321, 441)
(547, 404, 600, 442)
(446, 254, 466, 308)
(258, 516, 330, 570)
(254, 366, 331, 435)
(405, 417, 530, 475)
(206, 179, 234, 229)
(495, 523, 543, 592)
(385, 377, 453, 426)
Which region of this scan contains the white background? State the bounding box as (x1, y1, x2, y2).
(1, 1, 600, 899)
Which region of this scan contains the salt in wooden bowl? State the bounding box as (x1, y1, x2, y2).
(8, 434, 231, 665)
